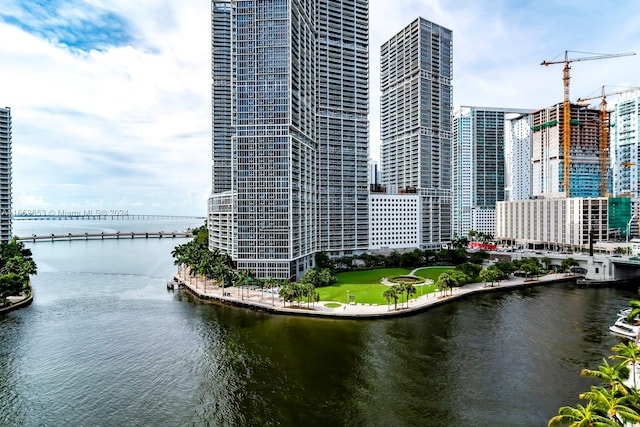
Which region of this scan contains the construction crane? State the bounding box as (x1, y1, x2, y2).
(541, 50, 636, 197)
(577, 86, 640, 197)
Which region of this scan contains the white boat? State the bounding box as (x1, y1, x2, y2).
(618, 308, 632, 318)
(609, 316, 640, 340)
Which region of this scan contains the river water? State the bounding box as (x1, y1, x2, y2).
(0, 220, 636, 426)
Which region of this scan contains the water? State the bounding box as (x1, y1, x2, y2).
(0, 220, 637, 426)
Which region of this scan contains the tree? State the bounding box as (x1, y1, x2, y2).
(581, 359, 631, 396)
(625, 298, 640, 325)
(300, 268, 336, 288)
(435, 272, 457, 297)
(560, 257, 580, 274)
(610, 341, 640, 390)
(456, 262, 481, 282)
(382, 285, 400, 310)
(314, 251, 333, 270)
(493, 261, 515, 279)
(579, 386, 640, 425)
(0, 273, 24, 298)
(541, 256, 551, 271)
(548, 402, 618, 427)
(398, 282, 416, 308)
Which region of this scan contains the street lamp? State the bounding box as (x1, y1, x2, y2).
(346, 290, 350, 306)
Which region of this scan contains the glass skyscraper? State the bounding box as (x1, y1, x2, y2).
(209, 0, 369, 280)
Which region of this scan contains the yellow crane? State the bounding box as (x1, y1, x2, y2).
(541, 51, 636, 197)
(577, 86, 640, 197)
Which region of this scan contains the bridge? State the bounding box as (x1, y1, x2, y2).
(13, 214, 205, 221)
(507, 250, 640, 283)
(17, 230, 193, 242)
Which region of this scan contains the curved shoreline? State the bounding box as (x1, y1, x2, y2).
(0, 282, 33, 315)
(175, 272, 582, 320)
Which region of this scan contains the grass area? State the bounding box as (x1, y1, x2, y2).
(413, 267, 455, 281)
(316, 267, 454, 304)
(324, 302, 341, 308)
(334, 268, 411, 285)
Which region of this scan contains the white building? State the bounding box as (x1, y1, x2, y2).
(208, 0, 369, 280)
(369, 194, 421, 251)
(496, 197, 608, 250)
(0, 107, 11, 242)
(505, 113, 533, 201)
(380, 17, 452, 246)
(612, 89, 640, 198)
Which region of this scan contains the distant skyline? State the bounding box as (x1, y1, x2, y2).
(1, 0, 639, 215)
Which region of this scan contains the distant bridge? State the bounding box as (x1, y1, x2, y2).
(13, 214, 205, 221)
(17, 230, 194, 242)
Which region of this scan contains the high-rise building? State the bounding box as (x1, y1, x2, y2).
(379, 17, 452, 246)
(452, 107, 531, 237)
(0, 107, 11, 242)
(208, 0, 369, 280)
(531, 103, 602, 198)
(505, 113, 533, 201)
(612, 90, 640, 198)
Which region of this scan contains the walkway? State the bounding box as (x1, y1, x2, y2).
(174, 270, 581, 319)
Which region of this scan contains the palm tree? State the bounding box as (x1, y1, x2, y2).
(581, 359, 631, 396)
(548, 402, 618, 427)
(436, 272, 457, 297)
(579, 386, 640, 425)
(610, 341, 640, 390)
(401, 282, 416, 308)
(382, 286, 399, 310)
(625, 299, 640, 325)
(479, 268, 491, 287)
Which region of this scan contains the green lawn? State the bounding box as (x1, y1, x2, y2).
(316, 267, 454, 304)
(413, 267, 455, 281)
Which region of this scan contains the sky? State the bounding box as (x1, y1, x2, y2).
(1, 1, 640, 216)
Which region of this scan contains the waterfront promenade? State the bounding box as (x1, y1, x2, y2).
(175, 270, 582, 319)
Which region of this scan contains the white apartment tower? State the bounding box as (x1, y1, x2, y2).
(505, 113, 533, 201)
(0, 107, 11, 242)
(452, 107, 531, 237)
(612, 90, 640, 198)
(208, 0, 369, 280)
(380, 17, 452, 245)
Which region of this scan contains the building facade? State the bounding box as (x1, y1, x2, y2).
(369, 194, 421, 251)
(380, 17, 452, 245)
(0, 107, 11, 242)
(208, 0, 369, 279)
(531, 103, 602, 198)
(452, 107, 531, 237)
(496, 197, 608, 250)
(612, 90, 640, 198)
(505, 113, 533, 201)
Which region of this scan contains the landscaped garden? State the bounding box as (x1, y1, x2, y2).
(316, 267, 451, 305)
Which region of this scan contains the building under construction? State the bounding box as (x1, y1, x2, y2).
(531, 103, 604, 198)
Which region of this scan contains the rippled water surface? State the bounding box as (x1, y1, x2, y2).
(0, 221, 636, 426)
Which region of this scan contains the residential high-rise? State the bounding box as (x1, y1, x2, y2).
(208, 0, 369, 280)
(505, 113, 533, 201)
(612, 90, 640, 198)
(0, 107, 11, 242)
(380, 17, 452, 245)
(452, 107, 531, 237)
(531, 103, 602, 198)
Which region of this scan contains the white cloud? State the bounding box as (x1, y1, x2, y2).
(2, 0, 640, 215)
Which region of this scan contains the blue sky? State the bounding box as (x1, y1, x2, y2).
(1, 0, 640, 215)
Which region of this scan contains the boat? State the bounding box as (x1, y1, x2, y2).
(609, 316, 640, 340)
